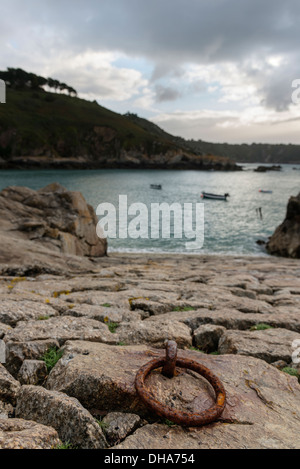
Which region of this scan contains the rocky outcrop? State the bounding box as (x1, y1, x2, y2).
(267, 193, 300, 258)
(254, 165, 282, 172)
(0, 183, 107, 258)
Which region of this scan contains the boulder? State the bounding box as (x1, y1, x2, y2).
(117, 320, 192, 348)
(267, 193, 300, 258)
(15, 386, 108, 449)
(18, 360, 48, 385)
(193, 324, 226, 353)
(0, 363, 21, 405)
(0, 183, 107, 274)
(101, 412, 142, 445)
(0, 418, 60, 449)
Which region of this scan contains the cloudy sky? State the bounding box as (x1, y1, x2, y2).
(1, 0, 300, 143)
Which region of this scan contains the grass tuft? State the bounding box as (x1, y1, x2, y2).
(41, 347, 63, 373)
(250, 323, 273, 331)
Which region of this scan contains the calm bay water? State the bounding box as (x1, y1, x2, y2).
(0, 164, 299, 256)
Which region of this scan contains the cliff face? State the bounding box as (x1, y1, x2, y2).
(0, 88, 240, 171)
(267, 193, 300, 259)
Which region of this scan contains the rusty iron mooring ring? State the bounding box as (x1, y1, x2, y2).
(135, 342, 226, 427)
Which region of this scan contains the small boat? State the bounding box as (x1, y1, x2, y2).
(201, 192, 229, 201)
(150, 184, 162, 190)
(259, 190, 273, 194)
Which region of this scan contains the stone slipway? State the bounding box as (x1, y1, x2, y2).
(0, 253, 300, 449)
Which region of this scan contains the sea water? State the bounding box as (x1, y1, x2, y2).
(0, 164, 299, 256)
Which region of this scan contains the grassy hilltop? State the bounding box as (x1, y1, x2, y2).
(0, 68, 239, 170)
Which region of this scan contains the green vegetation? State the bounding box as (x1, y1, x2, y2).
(37, 315, 50, 321)
(184, 139, 300, 164)
(125, 112, 300, 164)
(0, 86, 180, 161)
(101, 303, 112, 308)
(282, 367, 300, 381)
(250, 324, 273, 331)
(107, 322, 119, 334)
(189, 347, 205, 353)
(0, 67, 77, 96)
(41, 347, 63, 373)
(161, 419, 176, 427)
(55, 441, 74, 450)
(96, 419, 109, 431)
(0, 70, 239, 168)
(173, 306, 195, 312)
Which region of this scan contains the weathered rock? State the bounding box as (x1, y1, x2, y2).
(271, 360, 288, 370)
(0, 322, 12, 339)
(146, 307, 300, 333)
(102, 412, 142, 445)
(15, 386, 108, 449)
(0, 184, 107, 258)
(0, 252, 299, 449)
(5, 339, 60, 377)
(0, 299, 57, 326)
(62, 303, 142, 324)
(0, 418, 60, 449)
(0, 363, 20, 405)
(18, 360, 48, 385)
(113, 420, 297, 450)
(218, 328, 300, 363)
(45, 341, 300, 450)
(0, 400, 13, 419)
(193, 325, 226, 353)
(267, 192, 300, 258)
(117, 320, 192, 348)
(4, 316, 119, 346)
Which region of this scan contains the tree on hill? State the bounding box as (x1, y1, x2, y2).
(0, 67, 77, 96)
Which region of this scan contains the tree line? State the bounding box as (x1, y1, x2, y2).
(0, 68, 77, 97)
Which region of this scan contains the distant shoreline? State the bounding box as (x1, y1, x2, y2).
(0, 159, 243, 171)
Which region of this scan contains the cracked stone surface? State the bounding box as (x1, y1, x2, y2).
(0, 253, 299, 449)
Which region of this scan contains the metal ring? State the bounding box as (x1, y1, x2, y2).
(135, 356, 226, 427)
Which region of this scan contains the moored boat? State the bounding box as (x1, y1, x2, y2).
(201, 192, 229, 201)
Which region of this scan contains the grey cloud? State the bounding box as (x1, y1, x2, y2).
(154, 85, 181, 102)
(1, 0, 300, 112)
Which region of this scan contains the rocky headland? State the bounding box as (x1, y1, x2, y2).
(267, 192, 300, 259)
